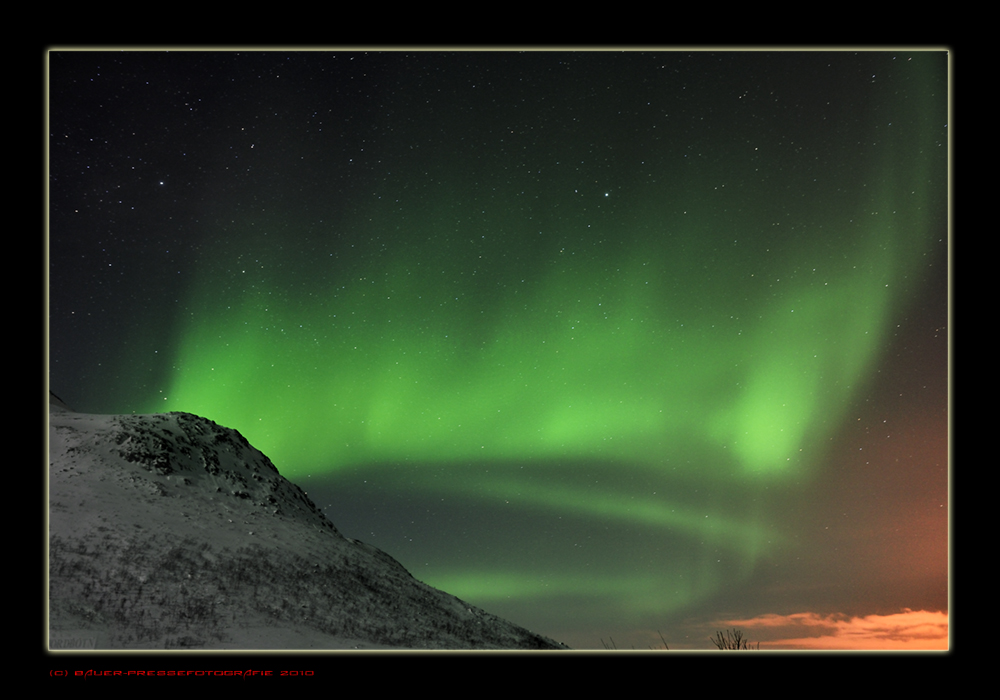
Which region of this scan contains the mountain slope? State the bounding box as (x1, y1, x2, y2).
(48, 400, 568, 650)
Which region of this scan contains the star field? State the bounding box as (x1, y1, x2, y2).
(48, 49, 949, 650)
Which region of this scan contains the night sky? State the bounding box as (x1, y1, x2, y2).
(47, 49, 949, 650)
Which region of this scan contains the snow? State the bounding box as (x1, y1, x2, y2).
(47, 397, 569, 651)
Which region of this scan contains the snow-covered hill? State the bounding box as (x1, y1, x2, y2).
(47, 396, 569, 650)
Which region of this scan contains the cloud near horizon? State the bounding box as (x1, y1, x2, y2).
(720, 609, 949, 650)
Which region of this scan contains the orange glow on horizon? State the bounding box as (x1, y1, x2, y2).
(720, 609, 948, 650)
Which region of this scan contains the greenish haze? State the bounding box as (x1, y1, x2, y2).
(142, 55, 946, 629)
(161, 198, 922, 482)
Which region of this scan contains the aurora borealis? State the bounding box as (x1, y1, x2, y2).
(48, 49, 949, 650)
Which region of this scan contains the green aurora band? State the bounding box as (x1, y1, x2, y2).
(145, 55, 945, 620)
(161, 175, 938, 481)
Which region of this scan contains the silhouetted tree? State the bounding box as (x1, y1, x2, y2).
(711, 628, 759, 650)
